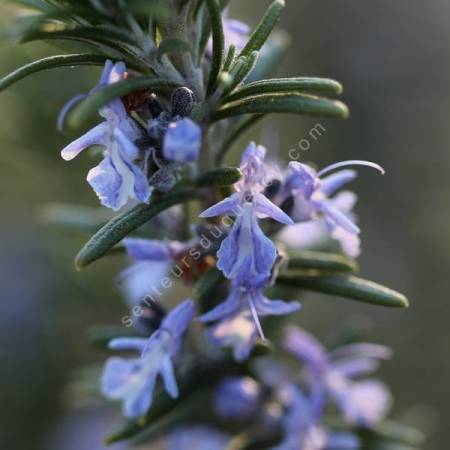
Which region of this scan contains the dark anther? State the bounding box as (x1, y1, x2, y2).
(171, 87, 195, 117)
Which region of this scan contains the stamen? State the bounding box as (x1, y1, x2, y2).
(317, 160, 385, 177)
(247, 293, 267, 342)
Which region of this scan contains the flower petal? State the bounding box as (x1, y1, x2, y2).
(163, 118, 201, 162)
(284, 325, 328, 372)
(108, 338, 148, 353)
(199, 193, 241, 218)
(320, 169, 357, 196)
(60, 122, 108, 161)
(160, 299, 195, 339)
(336, 380, 392, 427)
(254, 193, 293, 224)
(199, 288, 242, 323)
(161, 357, 179, 398)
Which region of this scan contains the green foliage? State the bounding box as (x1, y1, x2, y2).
(1, 0, 416, 447)
(195, 166, 242, 187)
(277, 273, 409, 308)
(0, 53, 107, 92)
(75, 190, 199, 269)
(212, 93, 349, 121)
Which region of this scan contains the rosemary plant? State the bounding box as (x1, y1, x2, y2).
(1, 1, 425, 449)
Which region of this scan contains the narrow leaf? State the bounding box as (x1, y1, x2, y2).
(212, 93, 349, 122)
(239, 0, 285, 59)
(225, 50, 259, 94)
(224, 77, 343, 103)
(223, 44, 236, 72)
(0, 54, 107, 92)
(75, 190, 199, 270)
(20, 26, 137, 47)
(68, 77, 178, 128)
(195, 167, 242, 187)
(205, 0, 224, 94)
(287, 250, 358, 274)
(277, 274, 409, 308)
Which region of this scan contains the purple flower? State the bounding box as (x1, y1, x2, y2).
(200, 143, 293, 286)
(281, 160, 384, 256)
(168, 426, 230, 450)
(273, 387, 359, 450)
(60, 61, 151, 211)
(162, 118, 201, 162)
(101, 300, 194, 418)
(118, 238, 190, 306)
(278, 191, 361, 257)
(215, 376, 261, 420)
(200, 281, 300, 345)
(284, 326, 392, 427)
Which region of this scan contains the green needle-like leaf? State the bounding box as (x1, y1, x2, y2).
(223, 44, 236, 72)
(224, 77, 344, 103)
(68, 77, 178, 128)
(195, 167, 242, 187)
(0, 54, 107, 92)
(75, 190, 199, 270)
(239, 0, 285, 59)
(20, 26, 137, 47)
(287, 250, 358, 274)
(212, 93, 349, 122)
(205, 0, 224, 94)
(277, 274, 409, 308)
(225, 50, 259, 94)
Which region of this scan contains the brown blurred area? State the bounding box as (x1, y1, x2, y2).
(0, 1, 449, 449)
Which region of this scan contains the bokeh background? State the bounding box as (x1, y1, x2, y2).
(0, 1, 448, 449)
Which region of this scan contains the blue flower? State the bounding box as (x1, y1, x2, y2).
(101, 299, 195, 418)
(200, 281, 300, 344)
(284, 326, 392, 427)
(281, 160, 384, 256)
(168, 426, 230, 450)
(273, 386, 360, 450)
(60, 61, 151, 210)
(278, 191, 361, 257)
(200, 143, 293, 286)
(162, 117, 201, 162)
(215, 376, 261, 420)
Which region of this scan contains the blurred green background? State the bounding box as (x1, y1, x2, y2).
(0, 1, 448, 449)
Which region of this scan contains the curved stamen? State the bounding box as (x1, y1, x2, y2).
(317, 160, 385, 177)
